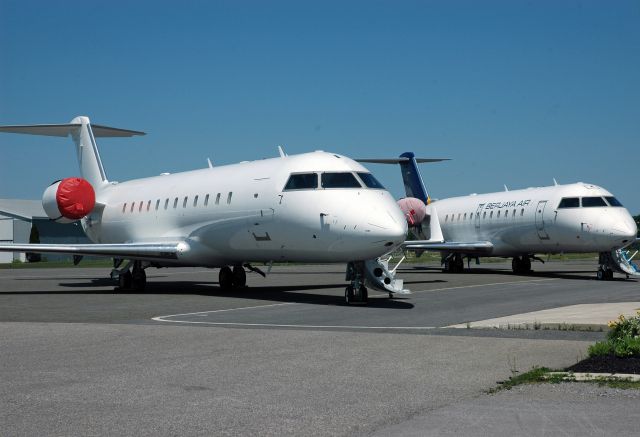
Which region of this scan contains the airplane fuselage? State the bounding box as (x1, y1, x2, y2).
(429, 182, 636, 256)
(83, 151, 407, 266)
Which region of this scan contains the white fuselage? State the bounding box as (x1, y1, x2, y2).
(428, 182, 637, 256)
(82, 151, 407, 266)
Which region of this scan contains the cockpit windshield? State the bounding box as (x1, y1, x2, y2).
(357, 172, 385, 189)
(558, 197, 579, 208)
(605, 196, 623, 207)
(321, 172, 362, 189)
(582, 196, 607, 207)
(283, 173, 318, 190)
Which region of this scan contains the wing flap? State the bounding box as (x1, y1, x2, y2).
(0, 242, 184, 261)
(404, 240, 494, 254)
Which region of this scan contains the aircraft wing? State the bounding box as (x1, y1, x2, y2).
(403, 240, 494, 254)
(0, 242, 186, 261)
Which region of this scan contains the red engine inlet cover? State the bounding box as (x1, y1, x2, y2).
(397, 197, 426, 226)
(56, 177, 96, 220)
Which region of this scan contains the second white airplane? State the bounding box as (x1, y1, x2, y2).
(0, 116, 408, 303)
(359, 152, 638, 279)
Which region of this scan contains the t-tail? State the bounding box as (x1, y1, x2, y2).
(0, 116, 145, 190)
(356, 152, 448, 204)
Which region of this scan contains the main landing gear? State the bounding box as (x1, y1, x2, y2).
(443, 254, 465, 273)
(219, 265, 247, 290)
(511, 256, 532, 274)
(111, 260, 147, 291)
(345, 261, 368, 305)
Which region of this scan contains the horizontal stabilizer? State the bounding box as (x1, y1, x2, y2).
(0, 123, 145, 137)
(0, 242, 185, 261)
(356, 158, 449, 164)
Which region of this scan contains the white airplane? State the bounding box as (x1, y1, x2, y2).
(359, 152, 639, 279)
(0, 116, 409, 304)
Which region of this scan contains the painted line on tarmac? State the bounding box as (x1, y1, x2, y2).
(152, 303, 438, 330)
(410, 278, 557, 294)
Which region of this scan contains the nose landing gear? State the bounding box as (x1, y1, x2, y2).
(111, 260, 147, 291)
(345, 261, 368, 305)
(219, 265, 247, 290)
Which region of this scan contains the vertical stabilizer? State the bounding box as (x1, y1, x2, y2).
(398, 152, 430, 204)
(70, 116, 108, 188)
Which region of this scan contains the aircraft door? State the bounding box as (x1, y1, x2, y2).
(535, 200, 550, 240)
(474, 204, 485, 229)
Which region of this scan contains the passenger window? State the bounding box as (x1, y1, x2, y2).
(138, 201, 143, 212)
(356, 172, 385, 189)
(457, 213, 461, 221)
(558, 197, 579, 208)
(284, 173, 318, 190)
(183, 196, 188, 208)
(520, 208, 524, 216)
(490, 211, 493, 218)
(497, 211, 501, 218)
(227, 192, 232, 204)
(463, 213, 467, 220)
(155, 199, 160, 211)
(445, 215, 448, 222)
(321, 172, 362, 188)
(512, 209, 516, 217)
(605, 196, 623, 207)
(130, 203, 135, 212)
(173, 197, 178, 208)
(147, 200, 151, 211)
(194, 195, 199, 207)
(204, 194, 209, 206)
(122, 203, 127, 213)
(164, 199, 169, 210)
(582, 197, 607, 207)
(483, 211, 486, 219)
(215, 193, 221, 205)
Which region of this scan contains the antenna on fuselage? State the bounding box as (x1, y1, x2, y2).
(207, 158, 213, 168)
(504, 184, 509, 192)
(553, 178, 558, 186)
(278, 146, 287, 158)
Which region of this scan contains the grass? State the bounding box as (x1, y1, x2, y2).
(489, 366, 640, 393)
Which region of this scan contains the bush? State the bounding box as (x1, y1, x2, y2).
(589, 311, 640, 358)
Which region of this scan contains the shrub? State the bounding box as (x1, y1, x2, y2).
(589, 311, 640, 358)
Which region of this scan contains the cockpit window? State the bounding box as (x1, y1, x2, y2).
(582, 196, 607, 207)
(357, 172, 385, 189)
(558, 197, 579, 208)
(321, 172, 362, 188)
(283, 173, 318, 190)
(605, 196, 623, 207)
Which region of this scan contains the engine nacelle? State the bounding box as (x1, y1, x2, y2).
(397, 197, 426, 227)
(42, 177, 96, 223)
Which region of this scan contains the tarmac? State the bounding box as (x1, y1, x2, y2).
(1, 259, 639, 436)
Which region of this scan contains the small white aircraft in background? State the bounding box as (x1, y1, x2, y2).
(0, 116, 409, 304)
(359, 152, 639, 279)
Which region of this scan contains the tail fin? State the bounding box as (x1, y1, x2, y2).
(0, 116, 145, 188)
(357, 152, 448, 204)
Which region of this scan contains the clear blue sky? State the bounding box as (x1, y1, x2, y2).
(1, 1, 639, 213)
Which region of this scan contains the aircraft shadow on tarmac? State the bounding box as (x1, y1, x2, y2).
(6, 279, 415, 309)
(400, 265, 637, 282)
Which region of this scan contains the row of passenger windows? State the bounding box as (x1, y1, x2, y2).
(121, 192, 233, 214)
(284, 172, 385, 191)
(558, 196, 622, 208)
(444, 208, 525, 223)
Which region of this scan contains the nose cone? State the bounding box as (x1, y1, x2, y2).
(364, 200, 408, 248)
(609, 213, 638, 246)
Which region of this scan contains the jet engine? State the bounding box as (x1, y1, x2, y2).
(397, 197, 426, 227)
(42, 177, 96, 223)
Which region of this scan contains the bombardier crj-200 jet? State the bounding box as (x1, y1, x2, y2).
(0, 116, 408, 304)
(359, 153, 639, 279)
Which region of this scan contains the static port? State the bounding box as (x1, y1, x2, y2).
(374, 268, 383, 277)
(384, 278, 391, 284)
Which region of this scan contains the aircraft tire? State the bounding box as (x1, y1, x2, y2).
(132, 269, 146, 291)
(232, 265, 247, 288)
(119, 271, 133, 290)
(360, 285, 368, 303)
(512, 257, 521, 274)
(345, 285, 355, 304)
(597, 269, 604, 280)
(219, 266, 234, 290)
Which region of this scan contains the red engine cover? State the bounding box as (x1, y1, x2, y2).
(397, 197, 426, 226)
(56, 177, 96, 220)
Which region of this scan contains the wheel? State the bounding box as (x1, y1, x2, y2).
(596, 269, 604, 280)
(454, 256, 464, 273)
(359, 285, 368, 303)
(512, 257, 521, 274)
(388, 292, 394, 299)
(119, 271, 133, 289)
(132, 269, 146, 291)
(521, 257, 531, 272)
(606, 270, 614, 280)
(219, 266, 234, 290)
(345, 285, 355, 304)
(232, 265, 247, 288)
